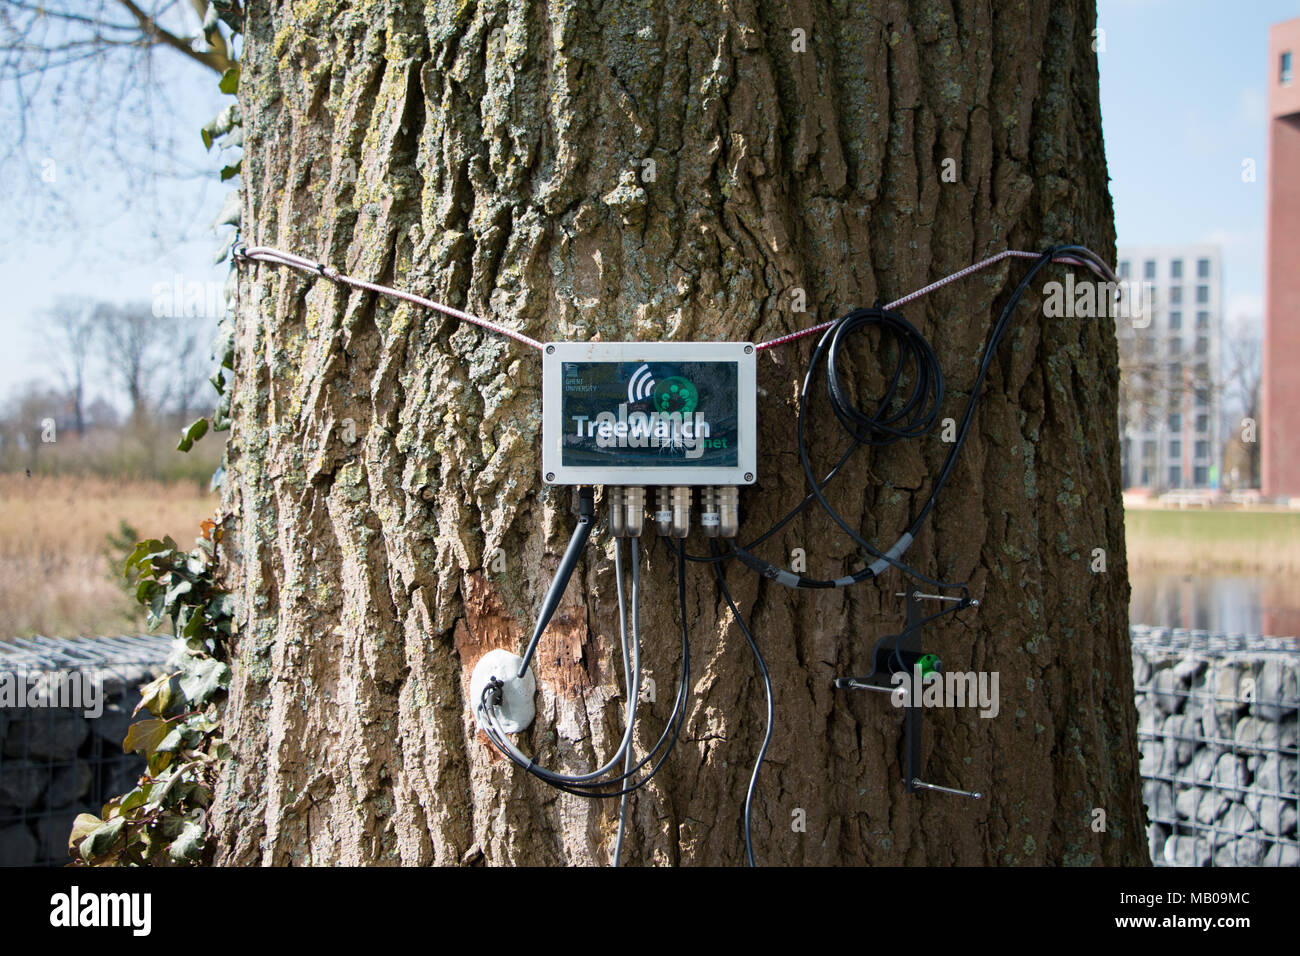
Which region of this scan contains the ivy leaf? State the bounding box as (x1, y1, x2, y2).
(147, 590, 167, 630)
(180, 657, 231, 704)
(212, 190, 240, 229)
(168, 820, 205, 863)
(123, 718, 171, 757)
(68, 813, 102, 851)
(134, 672, 177, 718)
(220, 160, 242, 181)
(119, 785, 152, 814)
(156, 723, 185, 754)
(164, 577, 194, 605)
(208, 592, 236, 619)
(125, 539, 165, 576)
(212, 0, 242, 32)
(218, 64, 240, 95)
(182, 610, 204, 639)
(79, 818, 124, 862)
(177, 417, 210, 452)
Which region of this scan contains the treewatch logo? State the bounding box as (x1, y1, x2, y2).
(571, 363, 714, 459)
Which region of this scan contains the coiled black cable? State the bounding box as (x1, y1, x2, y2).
(719, 246, 1064, 593)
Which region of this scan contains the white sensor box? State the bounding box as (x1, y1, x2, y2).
(542, 341, 757, 486)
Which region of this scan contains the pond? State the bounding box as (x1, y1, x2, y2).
(1128, 568, 1300, 637)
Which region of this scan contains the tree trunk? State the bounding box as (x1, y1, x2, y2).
(212, 0, 1145, 866)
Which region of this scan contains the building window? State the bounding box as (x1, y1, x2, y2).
(1196, 285, 1209, 304)
(1169, 466, 1182, 488)
(1169, 310, 1182, 330)
(1196, 414, 1209, 433)
(1196, 310, 1209, 330)
(1195, 389, 1209, 408)
(1197, 258, 1210, 279)
(1119, 260, 1130, 279)
(1144, 260, 1157, 280)
(1169, 412, 1182, 431)
(1170, 440, 1182, 458)
(1195, 336, 1208, 355)
(1194, 465, 1209, 486)
(1169, 286, 1183, 305)
(1143, 439, 1157, 458)
(1283, 51, 1294, 86)
(1170, 259, 1183, 279)
(1195, 440, 1210, 459)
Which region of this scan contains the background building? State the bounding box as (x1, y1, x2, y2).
(1263, 18, 1300, 499)
(1117, 245, 1224, 491)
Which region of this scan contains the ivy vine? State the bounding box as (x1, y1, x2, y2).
(70, 524, 233, 866)
(71, 4, 244, 865)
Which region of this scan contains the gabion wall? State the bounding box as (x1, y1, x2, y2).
(0, 636, 172, 866)
(1133, 627, 1300, 867)
(2, 629, 1298, 867)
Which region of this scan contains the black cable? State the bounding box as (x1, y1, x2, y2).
(517, 487, 596, 676)
(718, 247, 1064, 592)
(711, 540, 772, 867)
(479, 536, 692, 800)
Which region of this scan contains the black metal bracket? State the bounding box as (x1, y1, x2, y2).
(834, 590, 982, 800)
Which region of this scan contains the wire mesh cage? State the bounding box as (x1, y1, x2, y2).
(1133, 627, 1300, 867)
(0, 635, 173, 867)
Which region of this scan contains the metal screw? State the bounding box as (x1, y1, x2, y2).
(546, 345, 555, 354)
(744, 472, 753, 482)
(545, 472, 555, 482)
(744, 345, 754, 354)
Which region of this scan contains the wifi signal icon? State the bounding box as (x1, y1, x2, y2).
(627, 364, 656, 404)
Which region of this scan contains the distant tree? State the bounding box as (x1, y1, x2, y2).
(0, 0, 239, 235)
(95, 301, 166, 423)
(41, 296, 97, 436)
(1, 383, 66, 470)
(168, 324, 216, 421)
(1221, 327, 1262, 488)
(84, 395, 121, 429)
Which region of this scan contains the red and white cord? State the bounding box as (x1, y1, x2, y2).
(233, 243, 1113, 354)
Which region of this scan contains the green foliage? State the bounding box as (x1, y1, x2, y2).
(70, 521, 233, 866)
(218, 65, 240, 95)
(69, 2, 245, 866)
(184, 51, 242, 458)
(177, 417, 209, 452)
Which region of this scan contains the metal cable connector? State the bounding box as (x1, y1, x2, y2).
(624, 486, 645, 538)
(670, 486, 691, 538)
(609, 486, 627, 537)
(717, 485, 739, 539)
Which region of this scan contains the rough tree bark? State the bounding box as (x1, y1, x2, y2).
(211, 0, 1145, 865)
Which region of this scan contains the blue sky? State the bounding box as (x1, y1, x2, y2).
(0, 2, 1296, 407)
(1099, 0, 1300, 327)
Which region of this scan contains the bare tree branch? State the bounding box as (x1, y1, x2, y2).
(114, 0, 231, 74)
